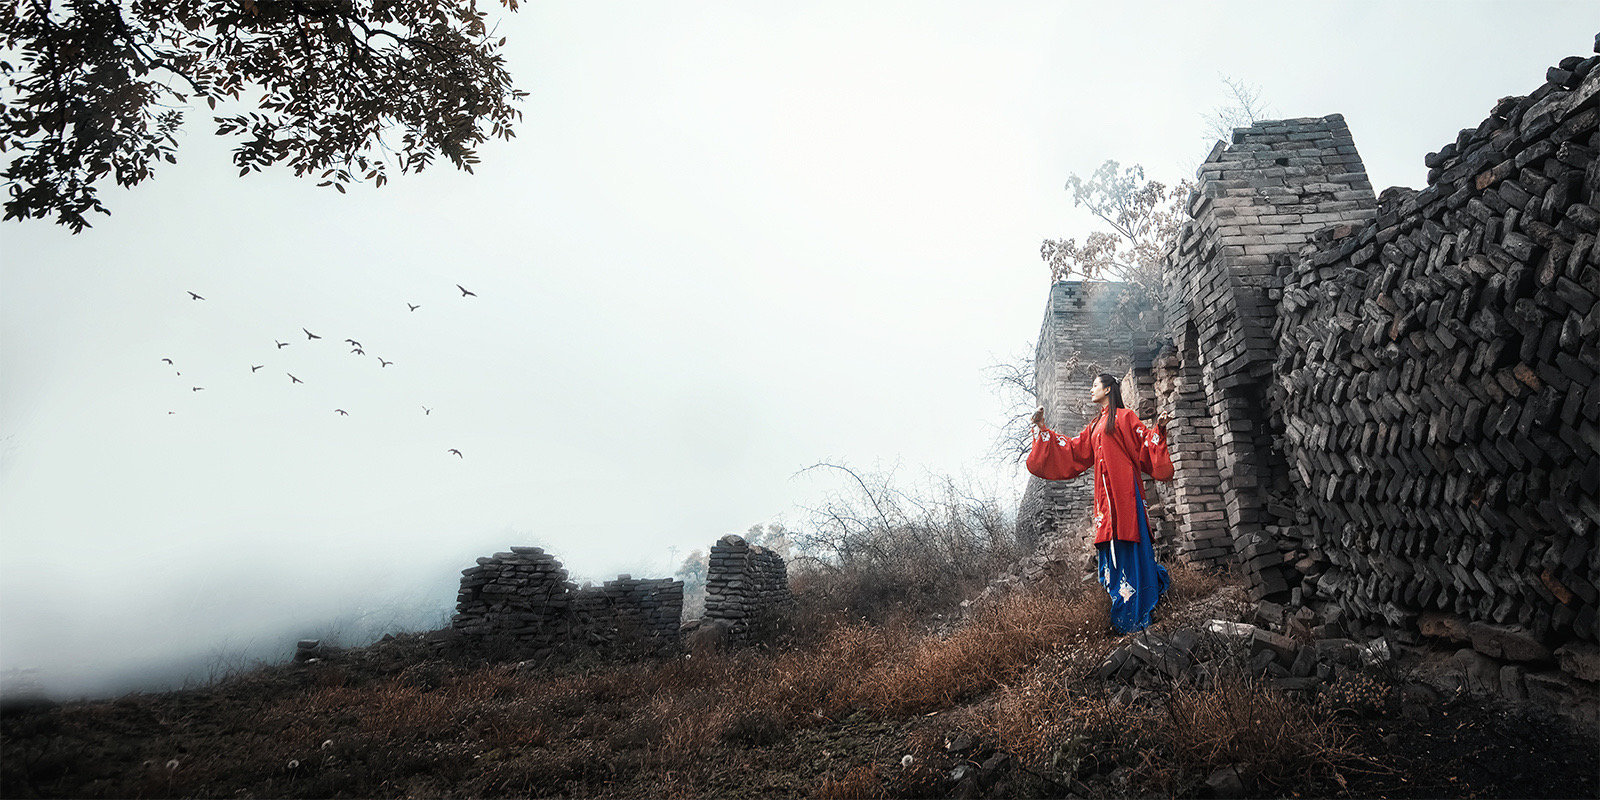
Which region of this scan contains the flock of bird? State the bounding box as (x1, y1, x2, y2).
(162, 284, 479, 459)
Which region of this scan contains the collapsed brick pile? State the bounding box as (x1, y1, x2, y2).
(703, 534, 793, 641)
(1271, 50, 1600, 676)
(1097, 599, 1598, 725)
(1101, 601, 1390, 694)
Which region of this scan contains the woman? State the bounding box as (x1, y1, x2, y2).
(1027, 373, 1174, 633)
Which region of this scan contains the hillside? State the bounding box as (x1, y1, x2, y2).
(2, 569, 1595, 799)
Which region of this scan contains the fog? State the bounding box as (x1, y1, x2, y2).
(3, 2, 1593, 700)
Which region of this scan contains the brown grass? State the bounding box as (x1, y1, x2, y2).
(856, 585, 1106, 715)
(1165, 561, 1226, 601)
(1140, 669, 1359, 792)
(978, 646, 1369, 796)
(812, 764, 887, 799)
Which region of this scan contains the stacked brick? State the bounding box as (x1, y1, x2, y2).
(1271, 54, 1600, 652)
(703, 535, 793, 640)
(1150, 344, 1230, 568)
(1158, 114, 1380, 599)
(452, 546, 684, 657)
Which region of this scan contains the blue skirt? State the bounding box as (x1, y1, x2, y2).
(1095, 482, 1169, 633)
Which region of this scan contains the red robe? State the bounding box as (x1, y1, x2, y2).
(1026, 406, 1174, 545)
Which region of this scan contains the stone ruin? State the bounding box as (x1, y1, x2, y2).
(448, 536, 792, 658)
(701, 534, 795, 642)
(1023, 42, 1600, 720)
(451, 546, 684, 657)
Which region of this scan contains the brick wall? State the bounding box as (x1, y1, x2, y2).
(1272, 55, 1600, 658)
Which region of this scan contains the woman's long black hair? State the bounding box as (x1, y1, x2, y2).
(1097, 373, 1125, 436)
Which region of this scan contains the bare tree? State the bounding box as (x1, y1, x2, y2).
(983, 344, 1039, 466)
(1203, 75, 1273, 144)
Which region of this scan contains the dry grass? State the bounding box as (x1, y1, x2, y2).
(856, 585, 1106, 715)
(977, 641, 1373, 796)
(1139, 669, 1361, 793)
(812, 764, 887, 799)
(1165, 561, 1226, 601)
(2, 573, 1412, 799)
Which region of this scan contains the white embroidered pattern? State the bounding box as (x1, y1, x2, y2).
(1118, 577, 1136, 602)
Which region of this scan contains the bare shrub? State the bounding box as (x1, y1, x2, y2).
(789, 463, 1025, 624)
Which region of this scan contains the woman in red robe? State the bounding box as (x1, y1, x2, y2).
(1027, 373, 1174, 632)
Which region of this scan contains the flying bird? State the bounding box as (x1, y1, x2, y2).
(188, 292, 204, 301)
(275, 340, 289, 349)
(407, 303, 420, 312)
(161, 358, 173, 365)
(351, 347, 365, 356)
(288, 373, 303, 384)
(191, 386, 204, 392)
(447, 449, 463, 458)
(378, 358, 392, 368)
(302, 328, 321, 340)
(345, 339, 361, 347)
(422, 406, 431, 415)
(456, 284, 476, 298)
(251, 365, 263, 372)
(335, 409, 348, 416)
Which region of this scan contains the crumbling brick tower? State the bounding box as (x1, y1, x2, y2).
(1158, 114, 1379, 599)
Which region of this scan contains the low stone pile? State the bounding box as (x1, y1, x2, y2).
(1095, 597, 1598, 725)
(450, 546, 683, 658)
(570, 575, 684, 649)
(703, 534, 793, 641)
(1415, 609, 1598, 720)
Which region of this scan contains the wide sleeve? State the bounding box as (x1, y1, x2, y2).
(1127, 416, 1174, 481)
(1026, 421, 1095, 481)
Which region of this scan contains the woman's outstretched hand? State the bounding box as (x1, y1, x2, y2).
(1155, 411, 1172, 429)
(1030, 405, 1045, 428)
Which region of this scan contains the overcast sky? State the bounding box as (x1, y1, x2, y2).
(3, 2, 1595, 698)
